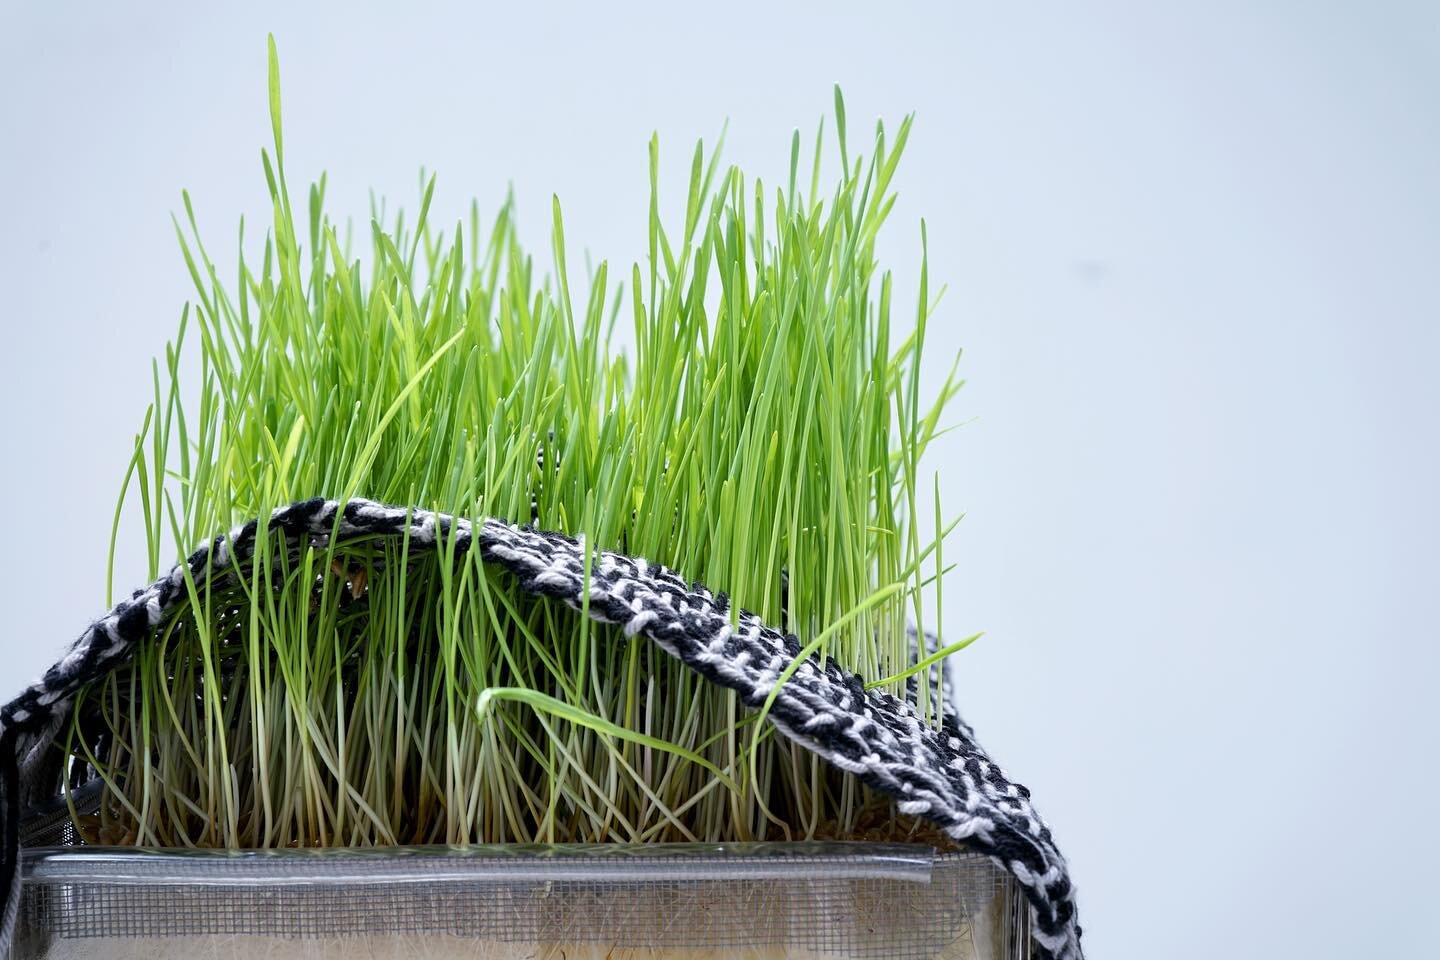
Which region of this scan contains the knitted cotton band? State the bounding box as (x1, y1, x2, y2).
(0, 497, 1082, 959)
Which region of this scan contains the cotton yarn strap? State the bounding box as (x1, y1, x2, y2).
(0, 497, 1082, 959)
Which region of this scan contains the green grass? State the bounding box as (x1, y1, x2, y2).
(65, 38, 966, 849)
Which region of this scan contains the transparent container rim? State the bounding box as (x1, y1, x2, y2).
(20, 840, 976, 886)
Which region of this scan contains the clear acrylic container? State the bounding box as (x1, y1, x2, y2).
(15, 839, 1028, 959)
(13, 780, 1029, 959)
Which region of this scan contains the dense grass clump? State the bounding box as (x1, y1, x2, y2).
(66, 41, 968, 849)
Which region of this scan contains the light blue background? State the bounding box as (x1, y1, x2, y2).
(3, 4, 1437, 957)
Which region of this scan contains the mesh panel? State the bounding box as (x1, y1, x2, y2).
(17, 782, 98, 849)
(16, 790, 1029, 959)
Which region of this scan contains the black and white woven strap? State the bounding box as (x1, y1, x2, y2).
(0, 497, 1082, 959)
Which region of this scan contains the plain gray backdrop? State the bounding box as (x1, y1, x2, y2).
(2, 3, 1437, 957)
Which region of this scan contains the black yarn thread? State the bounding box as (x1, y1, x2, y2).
(0, 498, 1081, 959)
(0, 727, 18, 954)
